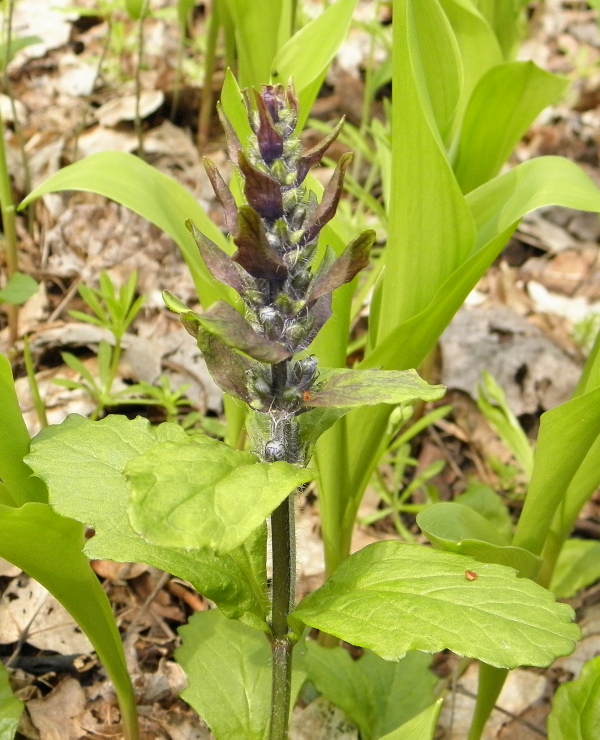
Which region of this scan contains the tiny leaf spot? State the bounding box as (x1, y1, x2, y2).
(302, 391, 312, 402)
(465, 570, 478, 581)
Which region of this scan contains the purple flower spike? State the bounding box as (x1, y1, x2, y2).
(254, 90, 284, 165)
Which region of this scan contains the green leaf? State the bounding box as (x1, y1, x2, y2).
(0, 36, 42, 71)
(378, 700, 442, 740)
(27, 415, 270, 631)
(454, 482, 513, 541)
(550, 539, 600, 599)
(0, 503, 137, 739)
(126, 434, 313, 554)
(19, 152, 230, 307)
(124, 0, 145, 19)
(0, 662, 22, 739)
(304, 643, 437, 740)
(272, 0, 358, 119)
(513, 385, 600, 557)
(307, 369, 445, 409)
(0, 272, 38, 305)
(417, 502, 542, 579)
(176, 609, 306, 740)
(0, 354, 46, 506)
(548, 655, 600, 740)
(454, 61, 568, 193)
(291, 541, 579, 669)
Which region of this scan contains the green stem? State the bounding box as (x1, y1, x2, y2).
(467, 664, 508, 740)
(134, 0, 150, 159)
(198, 0, 221, 151)
(23, 337, 48, 429)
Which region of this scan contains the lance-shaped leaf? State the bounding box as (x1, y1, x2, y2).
(217, 103, 242, 165)
(309, 229, 375, 304)
(547, 655, 600, 740)
(299, 294, 333, 351)
(254, 89, 284, 165)
(203, 159, 238, 235)
(126, 434, 314, 553)
(233, 205, 288, 280)
(305, 368, 445, 408)
(300, 152, 353, 246)
(198, 300, 291, 363)
(290, 541, 580, 670)
(296, 117, 345, 184)
(417, 502, 542, 580)
(196, 327, 252, 403)
(238, 151, 284, 221)
(185, 219, 246, 294)
(26, 415, 271, 632)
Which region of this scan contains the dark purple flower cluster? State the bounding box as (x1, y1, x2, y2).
(179, 84, 374, 461)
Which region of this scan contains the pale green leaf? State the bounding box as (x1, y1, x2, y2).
(176, 609, 306, 740)
(378, 700, 442, 740)
(0, 503, 137, 738)
(550, 539, 600, 599)
(304, 643, 436, 740)
(27, 415, 270, 631)
(307, 369, 445, 409)
(126, 435, 313, 554)
(0, 662, 22, 739)
(291, 541, 580, 669)
(19, 152, 229, 307)
(548, 655, 600, 740)
(124, 0, 145, 19)
(418, 502, 542, 579)
(454, 61, 568, 193)
(0, 272, 38, 305)
(454, 482, 513, 540)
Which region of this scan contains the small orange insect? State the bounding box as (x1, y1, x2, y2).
(302, 391, 312, 402)
(465, 570, 478, 581)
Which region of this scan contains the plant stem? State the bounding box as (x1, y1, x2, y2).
(23, 336, 48, 429)
(134, 0, 150, 159)
(467, 664, 508, 740)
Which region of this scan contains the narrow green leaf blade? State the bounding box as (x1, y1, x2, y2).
(0, 272, 38, 305)
(378, 700, 443, 740)
(0, 503, 137, 739)
(291, 541, 579, 669)
(0, 662, 22, 739)
(19, 152, 229, 306)
(176, 609, 306, 740)
(454, 62, 568, 193)
(126, 435, 313, 554)
(27, 415, 270, 631)
(305, 643, 436, 740)
(548, 655, 600, 740)
(550, 539, 600, 599)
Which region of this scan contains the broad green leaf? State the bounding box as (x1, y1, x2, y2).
(304, 643, 436, 740)
(454, 61, 568, 193)
(291, 541, 579, 669)
(548, 655, 600, 740)
(176, 609, 306, 740)
(19, 152, 229, 307)
(439, 0, 502, 135)
(0, 272, 38, 305)
(475, 0, 526, 59)
(126, 435, 313, 554)
(454, 482, 513, 540)
(307, 369, 445, 408)
(550, 539, 600, 599)
(513, 385, 600, 556)
(0, 662, 22, 739)
(379, 700, 442, 740)
(376, 0, 475, 342)
(417, 502, 542, 579)
(272, 0, 358, 117)
(27, 415, 270, 631)
(0, 354, 46, 506)
(0, 503, 137, 739)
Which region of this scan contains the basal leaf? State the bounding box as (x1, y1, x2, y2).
(550, 539, 600, 599)
(305, 643, 436, 740)
(0, 503, 138, 739)
(454, 61, 568, 193)
(454, 482, 513, 540)
(0, 272, 38, 306)
(291, 541, 579, 669)
(0, 662, 22, 739)
(378, 700, 442, 740)
(126, 435, 313, 554)
(548, 655, 600, 740)
(176, 608, 306, 740)
(417, 502, 542, 579)
(19, 152, 230, 307)
(26, 415, 270, 631)
(306, 368, 445, 409)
